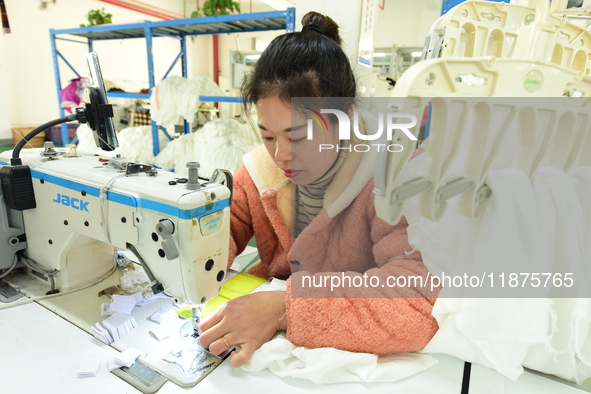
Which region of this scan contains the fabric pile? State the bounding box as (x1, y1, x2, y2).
(150, 75, 225, 132)
(116, 125, 170, 165)
(154, 117, 260, 177)
(242, 333, 438, 384)
(76, 124, 170, 166)
(77, 75, 254, 175)
(240, 279, 439, 383)
(403, 146, 591, 384)
(77, 116, 259, 177)
(76, 123, 105, 154)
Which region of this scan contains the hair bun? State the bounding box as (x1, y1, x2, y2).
(302, 24, 324, 35)
(301, 11, 342, 46)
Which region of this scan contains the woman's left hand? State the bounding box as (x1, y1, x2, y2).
(198, 291, 287, 368)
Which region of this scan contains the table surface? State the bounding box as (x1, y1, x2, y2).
(1, 298, 589, 394)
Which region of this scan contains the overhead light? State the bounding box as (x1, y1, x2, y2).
(411, 51, 423, 57)
(373, 52, 387, 57)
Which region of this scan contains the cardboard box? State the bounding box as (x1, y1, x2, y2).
(12, 127, 46, 148)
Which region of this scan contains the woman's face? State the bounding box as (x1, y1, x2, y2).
(256, 96, 340, 186)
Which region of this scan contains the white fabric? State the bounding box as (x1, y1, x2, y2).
(249, 277, 288, 293)
(408, 168, 544, 288)
(78, 117, 261, 176)
(411, 168, 551, 380)
(570, 166, 591, 287)
(573, 299, 591, 378)
(150, 75, 225, 132)
(153, 118, 260, 176)
(76, 123, 110, 155)
(403, 154, 591, 383)
(117, 125, 171, 164)
(241, 333, 438, 384)
(76, 124, 170, 165)
(575, 168, 591, 381)
(532, 167, 585, 285)
(518, 166, 591, 384)
(424, 299, 553, 381)
(241, 278, 437, 383)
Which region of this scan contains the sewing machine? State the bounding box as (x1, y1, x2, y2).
(0, 53, 231, 308)
(0, 147, 231, 306)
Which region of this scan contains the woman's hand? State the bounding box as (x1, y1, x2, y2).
(198, 291, 287, 368)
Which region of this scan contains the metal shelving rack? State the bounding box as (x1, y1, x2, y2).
(49, 8, 295, 155)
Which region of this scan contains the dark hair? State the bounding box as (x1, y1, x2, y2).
(241, 11, 356, 113)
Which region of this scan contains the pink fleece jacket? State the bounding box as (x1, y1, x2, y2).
(228, 145, 439, 354)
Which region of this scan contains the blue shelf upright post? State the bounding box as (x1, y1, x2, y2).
(144, 22, 160, 157)
(286, 7, 296, 32)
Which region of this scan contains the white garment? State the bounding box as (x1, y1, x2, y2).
(153, 118, 260, 176)
(520, 166, 591, 384)
(531, 167, 585, 290)
(574, 168, 591, 382)
(570, 166, 591, 287)
(573, 299, 591, 379)
(241, 333, 438, 384)
(240, 278, 438, 383)
(150, 75, 225, 132)
(408, 168, 544, 295)
(409, 164, 591, 383)
(75, 124, 170, 165)
(423, 298, 552, 381)
(412, 168, 551, 381)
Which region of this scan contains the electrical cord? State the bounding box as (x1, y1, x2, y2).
(126, 243, 167, 296)
(0, 255, 18, 279)
(11, 113, 77, 165)
(99, 173, 126, 245)
(10, 107, 87, 165)
(17, 254, 59, 294)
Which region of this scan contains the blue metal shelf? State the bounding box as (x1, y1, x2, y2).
(107, 92, 151, 99)
(106, 92, 242, 103)
(50, 8, 295, 155)
(199, 96, 243, 103)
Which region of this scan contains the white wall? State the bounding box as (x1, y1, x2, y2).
(374, 0, 442, 49)
(0, 34, 11, 141)
(370, 0, 442, 96)
(217, 1, 369, 113)
(0, 0, 211, 138)
(216, 2, 291, 116)
(292, 0, 442, 98)
(295, 0, 364, 65)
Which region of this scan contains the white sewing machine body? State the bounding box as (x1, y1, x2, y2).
(0, 148, 231, 306)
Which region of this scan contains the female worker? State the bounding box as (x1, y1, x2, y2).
(198, 11, 439, 368)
